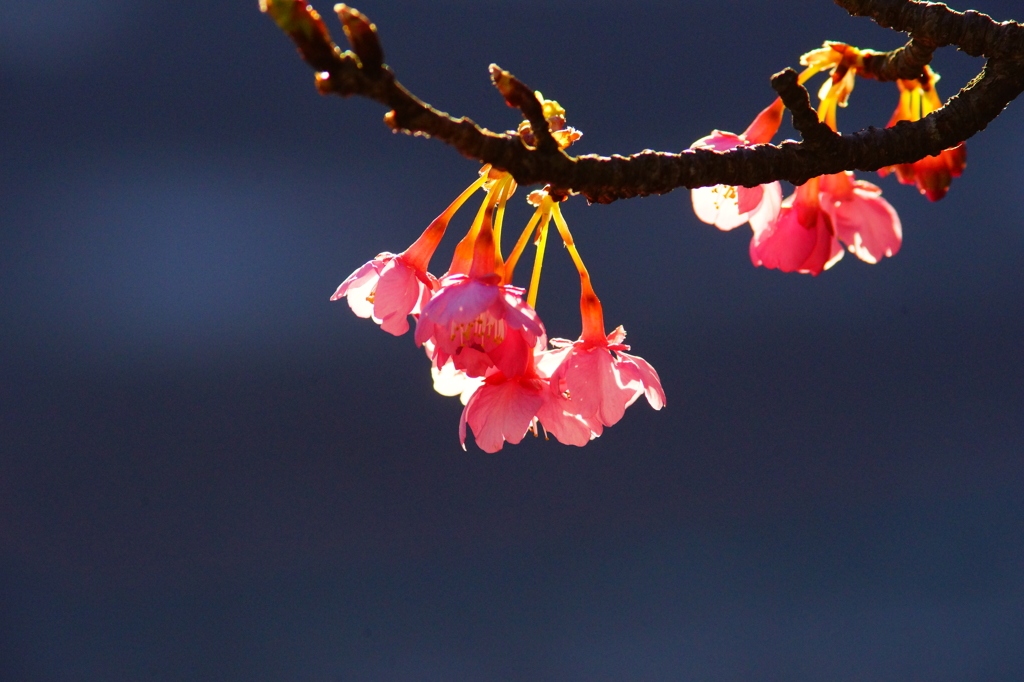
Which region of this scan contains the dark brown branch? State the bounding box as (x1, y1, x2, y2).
(858, 38, 936, 81)
(262, 0, 1024, 204)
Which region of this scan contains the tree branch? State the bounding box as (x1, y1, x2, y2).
(262, 0, 1024, 204)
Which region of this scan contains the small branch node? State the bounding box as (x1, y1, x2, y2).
(771, 68, 840, 147)
(489, 64, 558, 154)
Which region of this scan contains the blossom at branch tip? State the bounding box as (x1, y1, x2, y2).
(878, 68, 966, 201)
(331, 252, 438, 336)
(690, 99, 785, 231)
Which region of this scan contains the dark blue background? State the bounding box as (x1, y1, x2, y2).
(2, 1, 1022, 680)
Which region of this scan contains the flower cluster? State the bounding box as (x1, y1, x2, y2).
(691, 42, 965, 275)
(334, 100, 664, 452)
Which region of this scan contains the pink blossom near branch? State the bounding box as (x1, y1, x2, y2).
(820, 172, 902, 264)
(749, 177, 844, 275)
(690, 99, 785, 231)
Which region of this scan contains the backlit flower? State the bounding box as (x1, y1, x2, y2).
(750, 43, 901, 274)
(878, 67, 966, 201)
(458, 332, 595, 452)
(415, 201, 545, 379)
(332, 169, 491, 335)
(820, 171, 902, 264)
(750, 177, 843, 275)
(332, 253, 437, 336)
(691, 98, 784, 231)
(541, 205, 665, 431)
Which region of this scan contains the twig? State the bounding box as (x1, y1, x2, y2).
(262, 0, 1024, 204)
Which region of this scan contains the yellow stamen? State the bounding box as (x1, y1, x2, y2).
(527, 198, 552, 309)
(492, 175, 515, 261)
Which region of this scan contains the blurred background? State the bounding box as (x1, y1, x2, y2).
(2, 1, 1022, 680)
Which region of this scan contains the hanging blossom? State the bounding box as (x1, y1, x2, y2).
(414, 177, 545, 381)
(750, 43, 902, 275)
(331, 92, 661, 452)
(690, 98, 785, 232)
(331, 168, 491, 335)
(877, 66, 967, 201)
(447, 188, 592, 452)
(538, 200, 665, 437)
(456, 193, 664, 452)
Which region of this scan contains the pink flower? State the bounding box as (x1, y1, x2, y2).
(458, 333, 594, 452)
(415, 212, 545, 378)
(750, 177, 843, 275)
(691, 99, 784, 231)
(540, 326, 666, 436)
(331, 252, 437, 336)
(331, 169, 492, 335)
(750, 171, 901, 274)
(415, 274, 545, 377)
(820, 172, 902, 264)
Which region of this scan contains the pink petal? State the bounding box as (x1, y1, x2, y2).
(736, 185, 764, 215)
(562, 347, 632, 427)
(827, 185, 902, 264)
(750, 200, 840, 276)
(486, 331, 531, 379)
(424, 278, 499, 328)
(373, 260, 422, 336)
(750, 205, 820, 272)
(462, 377, 545, 453)
(614, 351, 666, 410)
(536, 395, 597, 447)
(747, 182, 783, 234)
(690, 130, 743, 153)
(499, 290, 545, 340)
(535, 346, 572, 379)
(332, 259, 385, 319)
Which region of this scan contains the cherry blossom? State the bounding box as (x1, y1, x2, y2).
(457, 333, 595, 452)
(414, 199, 545, 379)
(331, 170, 490, 335)
(331, 252, 437, 335)
(690, 98, 784, 231)
(880, 146, 966, 202)
(878, 68, 966, 201)
(750, 171, 901, 275)
(820, 172, 902, 264)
